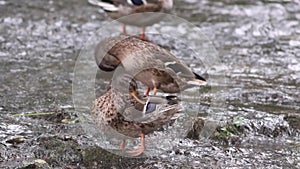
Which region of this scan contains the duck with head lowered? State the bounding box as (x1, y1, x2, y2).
(94, 35, 207, 104)
(92, 73, 182, 156)
(88, 0, 173, 39)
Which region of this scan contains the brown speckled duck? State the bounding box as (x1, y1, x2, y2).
(92, 74, 182, 156)
(95, 35, 206, 102)
(88, 0, 173, 39)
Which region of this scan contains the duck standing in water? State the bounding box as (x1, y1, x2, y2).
(87, 0, 173, 39)
(92, 74, 182, 156)
(94, 35, 206, 103)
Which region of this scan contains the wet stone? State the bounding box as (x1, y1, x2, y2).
(284, 113, 300, 131)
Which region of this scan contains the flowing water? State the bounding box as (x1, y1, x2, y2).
(0, 0, 299, 168)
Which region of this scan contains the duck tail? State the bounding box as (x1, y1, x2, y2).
(187, 72, 206, 86)
(147, 105, 182, 124)
(151, 105, 183, 127)
(193, 72, 206, 81)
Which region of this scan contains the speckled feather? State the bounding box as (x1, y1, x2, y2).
(92, 87, 181, 138)
(95, 35, 206, 93)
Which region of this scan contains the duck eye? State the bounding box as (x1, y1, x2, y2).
(129, 0, 145, 6)
(145, 102, 156, 114)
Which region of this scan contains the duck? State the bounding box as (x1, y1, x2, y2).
(88, 0, 173, 39)
(91, 73, 182, 156)
(94, 35, 206, 103)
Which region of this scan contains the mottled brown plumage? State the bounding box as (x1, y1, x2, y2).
(92, 88, 180, 138)
(95, 35, 206, 95)
(91, 74, 182, 156)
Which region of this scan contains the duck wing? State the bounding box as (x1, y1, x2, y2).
(110, 36, 206, 84)
(95, 35, 206, 86)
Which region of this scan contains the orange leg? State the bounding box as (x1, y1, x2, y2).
(152, 87, 158, 95)
(120, 139, 126, 151)
(130, 92, 146, 105)
(122, 24, 127, 34)
(127, 133, 145, 157)
(144, 87, 151, 96)
(140, 27, 148, 41)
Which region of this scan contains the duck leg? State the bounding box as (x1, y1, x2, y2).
(152, 87, 158, 95)
(122, 24, 127, 34)
(144, 87, 151, 96)
(144, 87, 157, 96)
(127, 133, 145, 156)
(140, 27, 148, 41)
(120, 139, 126, 151)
